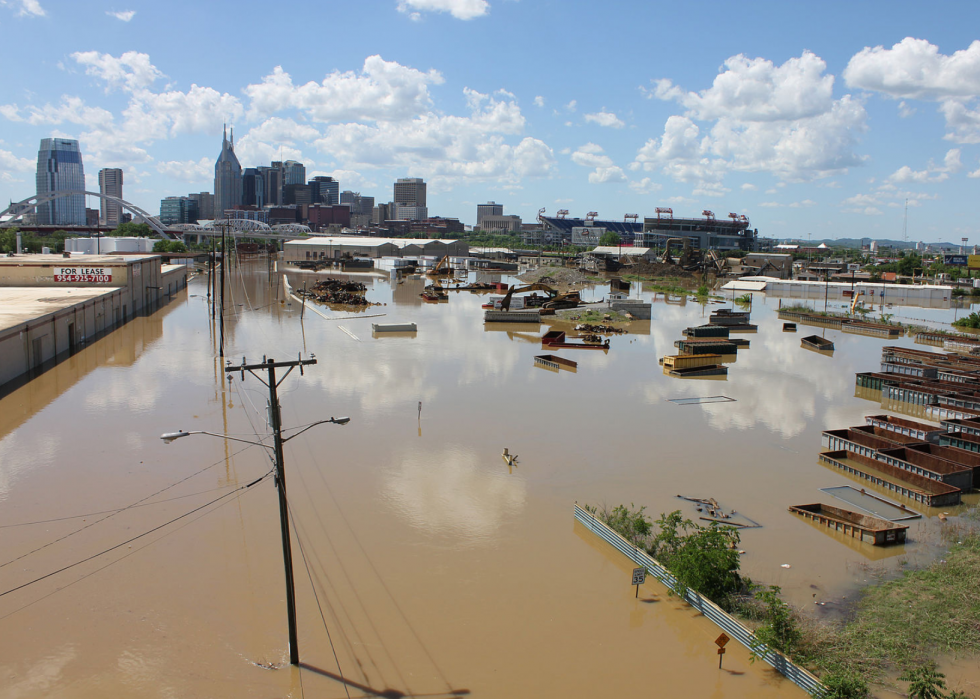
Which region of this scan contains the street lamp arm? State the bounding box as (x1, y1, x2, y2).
(281, 417, 350, 443)
(160, 430, 275, 450)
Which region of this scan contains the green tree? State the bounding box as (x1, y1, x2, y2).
(819, 671, 869, 699)
(649, 511, 741, 601)
(110, 221, 152, 237)
(153, 240, 187, 253)
(599, 231, 621, 246)
(750, 585, 801, 658)
(897, 253, 923, 277)
(898, 665, 947, 699)
(601, 504, 652, 548)
(0, 227, 17, 253)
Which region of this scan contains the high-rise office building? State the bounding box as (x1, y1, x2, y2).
(258, 165, 282, 206)
(160, 196, 199, 224)
(340, 190, 375, 216)
(477, 201, 503, 228)
(189, 192, 214, 220)
(393, 204, 428, 221)
(214, 125, 242, 218)
(36, 138, 86, 226)
(393, 177, 426, 207)
(372, 202, 390, 225)
(310, 176, 340, 205)
(98, 168, 123, 226)
(242, 168, 265, 208)
(283, 160, 306, 186)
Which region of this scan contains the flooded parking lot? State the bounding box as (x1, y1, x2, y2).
(1, 260, 976, 698)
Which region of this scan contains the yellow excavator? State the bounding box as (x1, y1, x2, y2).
(427, 255, 454, 277)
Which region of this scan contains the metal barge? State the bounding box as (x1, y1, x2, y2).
(818, 450, 962, 507)
(660, 353, 723, 369)
(864, 414, 944, 444)
(541, 330, 609, 350)
(673, 338, 748, 354)
(789, 503, 908, 545)
(534, 354, 578, 372)
(801, 335, 835, 351)
(682, 324, 730, 338)
(666, 364, 728, 378)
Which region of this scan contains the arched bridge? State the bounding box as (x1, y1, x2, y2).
(0, 190, 174, 239)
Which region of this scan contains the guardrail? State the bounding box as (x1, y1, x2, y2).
(574, 504, 826, 697)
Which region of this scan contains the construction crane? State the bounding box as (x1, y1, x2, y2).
(624, 214, 638, 223)
(586, 211, 598, 222)
(702, 210, 715, 221)
(556, 209, 569, 219)
(656, 207, 673, 220)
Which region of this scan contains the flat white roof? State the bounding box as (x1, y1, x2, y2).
(730, 276, 953, 291)
(288, 236, 460, 247)
(0, 253, 156, 266)
(0, 286, 122, 333)
(591, 246, 652, 255)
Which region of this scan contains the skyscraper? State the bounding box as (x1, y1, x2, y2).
(477, 201, 503, 228)
(98, 168, 123, 226)
(258, 165, 282, 206)
(393, 177, 427, 221)
(310, 176, 339, 205)
(283, 160, 306, 186)
(214, 125, 242, 218)
(242, 168, 265, 208)
(36, 138, 86, 226)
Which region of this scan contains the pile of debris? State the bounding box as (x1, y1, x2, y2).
(575, 323, 627, 335)
(297, 279, 378, 307)
(516, 266, 591, 290)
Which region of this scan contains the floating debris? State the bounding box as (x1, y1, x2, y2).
(575, 323, 627, 335)
(297, 279, 378, 307)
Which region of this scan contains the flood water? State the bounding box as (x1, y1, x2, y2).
(1, 259, 977, 698)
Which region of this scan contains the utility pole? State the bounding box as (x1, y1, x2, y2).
(233, 355, 317, 666)
(219, 225, 226, 358)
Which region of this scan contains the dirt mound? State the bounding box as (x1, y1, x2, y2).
(626, 261, 695, 279)
(516, 266, 591, 288)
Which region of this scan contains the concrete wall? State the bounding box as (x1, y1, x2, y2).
(0, 288, 127, 389)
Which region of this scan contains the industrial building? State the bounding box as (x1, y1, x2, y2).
(535, 216, 642, 246)
(0, 254, 187, 391)
(283, 236, 469, 262)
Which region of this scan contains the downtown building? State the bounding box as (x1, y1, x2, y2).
(392, 177, 427, 220)
(98, 168, 123, 226)
(36, 138, 86, 226)
(214, 126, 242, 218)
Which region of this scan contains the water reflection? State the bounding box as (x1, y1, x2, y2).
(382, 445, 527, 543)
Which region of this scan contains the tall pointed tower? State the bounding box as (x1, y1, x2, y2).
(214, 124, 242, 219)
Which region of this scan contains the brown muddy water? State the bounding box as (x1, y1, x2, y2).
(0, 260, 976, 698)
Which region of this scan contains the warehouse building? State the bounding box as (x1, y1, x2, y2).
(0, 253, 187, 391)
(283, 236, 468, 262)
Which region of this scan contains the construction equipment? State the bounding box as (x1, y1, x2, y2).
(850, 290, 865, 314)
(704, 249, 726, 274)
(500, 283, 581, 312)
(661, 237, 694, 266)
(500, 283, 557, 311)
(426, 255, 453, 277)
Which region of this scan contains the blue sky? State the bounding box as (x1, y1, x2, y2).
(1, 0, 979, 242)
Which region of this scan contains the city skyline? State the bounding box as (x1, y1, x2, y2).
(1, 1, 979, 241)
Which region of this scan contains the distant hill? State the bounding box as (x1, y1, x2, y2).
(781, 238, 962, 251)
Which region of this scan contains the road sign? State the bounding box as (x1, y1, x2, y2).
(715, 632, 730, 648)
(631, 568, 647, 586)
(717, 648, 726, 655)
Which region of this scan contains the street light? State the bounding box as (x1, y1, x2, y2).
(159, 411, 349, 666)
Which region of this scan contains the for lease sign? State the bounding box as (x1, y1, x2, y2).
(53, 267, 113, 283)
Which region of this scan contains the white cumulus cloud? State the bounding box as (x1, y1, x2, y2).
(72, 50, 163, 92)
(245, 56, 443, 122)
(584, 110, 624, 128)
(2, 0, 45, 17)
(844, 38, 980, 143)
(888, 148, 962, 183)
(106, 9, 135, 21)
(636, 51, 867, 186)
(533, 95, 545, 107)
(156, 157, 212, 183)
(397, 0, 489, 20)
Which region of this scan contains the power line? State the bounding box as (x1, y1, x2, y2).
(0, 471, 272, 600)
(288, 498, 352, 699)
(0, 440, 265, 570)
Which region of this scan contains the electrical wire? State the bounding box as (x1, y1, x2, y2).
(0, 440, 265, 570)
(0, 474, 271, 622)
(0, 470, 273, 599)
(287, 498, 352, 699)
(0, 483, 240, 529)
